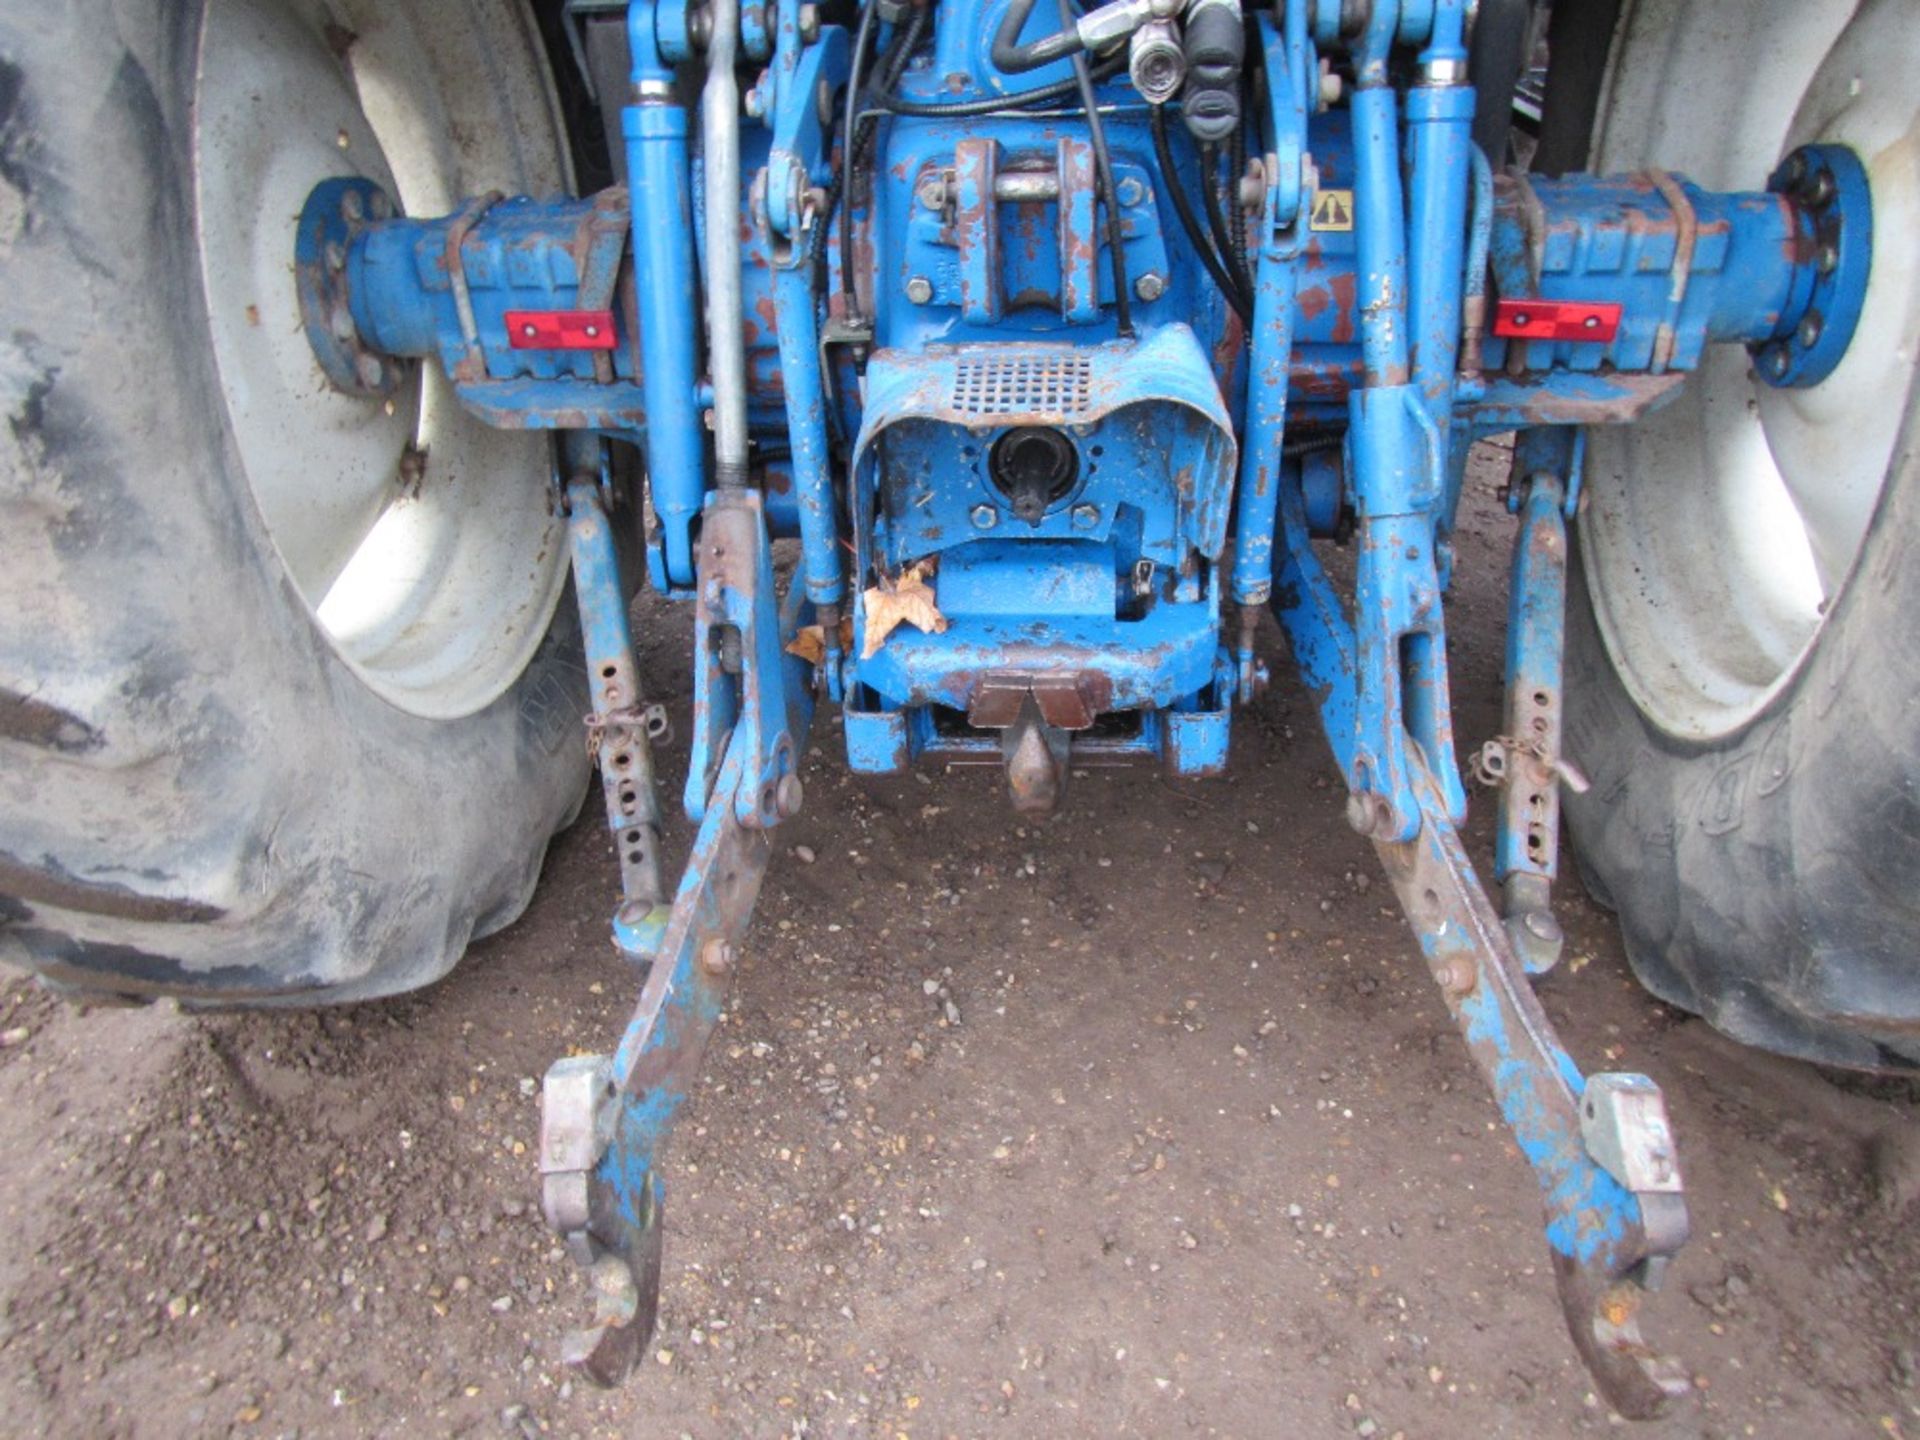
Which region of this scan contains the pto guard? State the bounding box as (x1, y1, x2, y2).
(849, 324, 1235, 724)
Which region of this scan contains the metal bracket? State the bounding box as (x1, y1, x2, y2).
(684, 489, 805, 827)
(763, 3, 848, 244)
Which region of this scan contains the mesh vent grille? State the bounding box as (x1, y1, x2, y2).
(950, 353, 1094, 417)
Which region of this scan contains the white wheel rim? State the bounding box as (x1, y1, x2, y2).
(193, 0, 572, 719)
(1581, 0, 1920, 739)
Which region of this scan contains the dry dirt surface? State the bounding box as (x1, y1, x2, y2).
(4, 464, 1920, 1440)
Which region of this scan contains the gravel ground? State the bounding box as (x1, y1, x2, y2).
(3, 459, 1918, 1439)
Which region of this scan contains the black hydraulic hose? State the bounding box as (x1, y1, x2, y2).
(874, 51, 1123, 116)
(1150, 103, 1249, 325)
(1200, 140, 1254, 313)
(858, 3, 926, 153)
(1059, 0, 1131, 336)
(817, 7, 924, 299)
(839, 0, 880, 323)
(993, 0, 1085, 75)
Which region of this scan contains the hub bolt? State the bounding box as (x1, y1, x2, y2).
(1797, 314, 1824, 349)
(1764, 346, 1791, 380)
(905, 275, 934, 304)
(1816, 242, 1839, 275)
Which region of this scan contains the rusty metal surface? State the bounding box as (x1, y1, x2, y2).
(1374, 755, 1691, 1420)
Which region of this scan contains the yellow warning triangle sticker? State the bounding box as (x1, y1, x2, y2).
(1310, 188, 1354, 232)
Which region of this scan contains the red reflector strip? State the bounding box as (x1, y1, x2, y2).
(504, 309, 617, 350)
(1492, 298, 1623, 343)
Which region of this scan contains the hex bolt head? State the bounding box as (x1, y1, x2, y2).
(1783, 151, 1809, 189)
(775, 773, 805, 819)
(797, 2, 819, 40)
(1436, 956, 1477, 997)
(699, 937, 733, 976)
(354, 353, 385, 389)
(1807, 169, 1836, 208)
(1764, 345, 1791, 379)
(325, 241, 346, 273)
(916, 176, 947, 212)
(970, 504, 999, 529)
(1071, 504, 1100, 530)
(905, 275, 934, 305)
(744, 86, 766, 118)
(1134, 272, 1167, 301)
(1522, 909, 1564, 945)
(1115, 175, 1145, 207)
(368, 191, 393, 221)
(1816, 242, 1839, 275)
(1797, 313, 1824, 349)
(340, 189, 364, 223)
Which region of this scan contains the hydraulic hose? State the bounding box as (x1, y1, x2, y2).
(1200, 140, 1254, 312)
(993, 0, 1086, 75)
(839, 0, 880, 323)
(1059, 0, 1132, 336)
(1150, 103, 1249, 324)
(874, 50, 1124, 115)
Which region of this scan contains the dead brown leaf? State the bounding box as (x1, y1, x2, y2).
(784, 614, 855, 666)
(861, 558, 949, 659)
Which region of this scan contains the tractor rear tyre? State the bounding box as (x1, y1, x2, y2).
(1558, 0, 1920, 1067)
(0, 0, 592, 1004)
